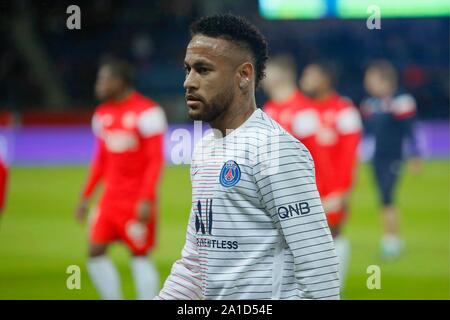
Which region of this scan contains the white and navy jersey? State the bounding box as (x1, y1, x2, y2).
(361, 93, 419, 159)
(157, 108, 340, 300)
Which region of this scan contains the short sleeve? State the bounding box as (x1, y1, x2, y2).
(92, 114, 102, 137)
(336, 107, 362, 135)
(137, 106, 168, 137)
(392, 94, 416, 119)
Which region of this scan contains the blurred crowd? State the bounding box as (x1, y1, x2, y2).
(0, 0, 448, 121)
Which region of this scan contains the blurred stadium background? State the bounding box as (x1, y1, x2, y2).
(0, 0, 448, 299)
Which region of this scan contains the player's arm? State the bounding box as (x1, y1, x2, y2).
(359, 98, 375, 135)
(81, 114, 107, 199)
(0, 158, 8, 213)
(135, 106, 167, 223)
(75, 113, 107, 223)
(82, 138, 107, 199)
(334, 106, 363, 199)
(156, 209, 203, 300)
(75, 137, 107, 223)
(394, 95, 422, 173)
(402, 117, 419, 156)
(254, 134, 340, 299)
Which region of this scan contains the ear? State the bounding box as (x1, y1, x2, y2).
(237, 62, 254, 91)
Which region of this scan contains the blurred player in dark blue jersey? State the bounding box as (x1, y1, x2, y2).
(362, 60, 422, 260)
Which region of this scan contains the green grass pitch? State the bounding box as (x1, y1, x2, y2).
(0, 161, 448, 299)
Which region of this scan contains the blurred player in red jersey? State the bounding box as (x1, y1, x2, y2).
(292, 62, 362, 288)
(263, 57, 360, 288)
(75, 59, 167, 299)
(0, 156, 8, 215)
(262, 55, 309, 132)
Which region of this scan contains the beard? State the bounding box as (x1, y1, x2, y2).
(300, 86, 318, 99)
(187, 85, 234, 123)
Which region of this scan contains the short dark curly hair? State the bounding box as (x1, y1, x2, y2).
(190, 14, 269, 88)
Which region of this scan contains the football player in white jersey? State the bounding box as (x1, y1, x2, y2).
(156, 14, 340, 300)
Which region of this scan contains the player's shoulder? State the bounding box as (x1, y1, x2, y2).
(293, 90, 310, 105)
(249, 108, 281, 129)
(393, 93, 416, 105)
(334, 94, 359, 112)
(334, 93, 356, 110)
(130, 91, 160, 112)
(391, 92, 416, 118)
(360, 96, 381, 114)
(91, 104, 108, 136)
(247, 109, 305, 149)
(91, 102, 113, 135)
(250, 110, 314, 168)
(360, 96, 376, 107)
(93, 100, 112, 115)
(128, 92, 167, 136)
(245, 108, 285, 137)
(262, 99, 276, 111)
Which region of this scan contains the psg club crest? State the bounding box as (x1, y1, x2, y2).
(219, 160, 241, 187)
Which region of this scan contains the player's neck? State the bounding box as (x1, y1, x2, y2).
(210, 95, 257, 137)
(314, 89, 335, 101)
(271, 85, 297, 103)
(380, 89, 396, 100)
(111, 88, 134, 103)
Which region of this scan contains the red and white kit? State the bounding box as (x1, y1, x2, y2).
(263, 90, 309, 133)
(291, 93, 362, 227)
(83, 91, 167, 255)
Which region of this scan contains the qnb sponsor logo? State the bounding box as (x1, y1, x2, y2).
(277, 202, 310, 219)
